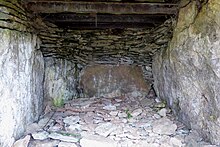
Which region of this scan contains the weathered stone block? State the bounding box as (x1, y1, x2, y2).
(0, 29, 44, 147)
(44, 58, 79, 103)
(80, 65, 150, 97)
(153, 0, 220, 144)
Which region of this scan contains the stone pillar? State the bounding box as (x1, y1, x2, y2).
(0, 29, 44, 147)
(0, 1, 44, 146)
(44, 58, 79, 104)
(153, 0, 220, 144)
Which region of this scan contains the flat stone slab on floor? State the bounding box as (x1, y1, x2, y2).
(152, 117, 177, 135)
(80, 135, 117, 147)
(20, 94, 217, 147)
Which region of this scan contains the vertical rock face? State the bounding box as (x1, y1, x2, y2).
(0, 30, 44, 147)
(44, 58, 79, 102)
(153, 0, 220, 144)
(0, 1, 44, 146)
(80, 65, 151, 97)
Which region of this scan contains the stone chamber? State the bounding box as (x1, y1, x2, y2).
(1, 0, 220, 146)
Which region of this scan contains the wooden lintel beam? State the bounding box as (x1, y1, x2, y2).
(25, 1, 178, 15)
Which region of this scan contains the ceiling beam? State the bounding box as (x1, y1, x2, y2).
(25, 1, 178, 15)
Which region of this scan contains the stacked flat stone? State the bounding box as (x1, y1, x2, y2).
(39, 20, 173, 67)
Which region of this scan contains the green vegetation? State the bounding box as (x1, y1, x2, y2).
(125, 109, 133, 119)
(52, 97, 64, 108)
(209, 115, 217, 121)
(59, 132, 81, 138)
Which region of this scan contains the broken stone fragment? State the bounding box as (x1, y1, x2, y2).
(170, 137, 183, 147)
(152, 117, 177, 135)
(48, 132, 80, 143)
(157, 108, 167, 117)
(31, 131, 49, 140)
(109, 111, 119, 116)
(80, 135, 117, 147)
(30, 140, 59, 147)
(153, 114, 161, 119)
(103, 105, 117, 111)
(63, 116, 80, 125)
(137, 141, 160, 147)
(65, 124, 82, 132)
(58, 141, 78, 147)
(12, 135, 30, 147)
(154, 102, 166, 108)
(118, 111, 127, 118)
(131, 108, 142, 117)
(95, 122, 118, 137)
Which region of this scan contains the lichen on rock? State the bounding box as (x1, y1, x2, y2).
(153, 0, 220, 144)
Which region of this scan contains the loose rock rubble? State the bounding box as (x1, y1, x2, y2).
(17, 95, 218, 147)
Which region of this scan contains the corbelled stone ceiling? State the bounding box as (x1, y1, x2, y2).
(20, 0, 180, 65)
(23, 0, 179, 29)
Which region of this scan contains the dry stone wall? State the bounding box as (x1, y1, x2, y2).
(153, 0, 220, 144)
(40, 16, 174, 100)
(38, 19, 174, 84)
(39, 21, 173, 66)
(0, 1, 44, 146)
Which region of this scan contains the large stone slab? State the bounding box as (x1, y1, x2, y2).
(44, 57, 79, 102)
(153, 0, 220, 144)
(0, 28, 44, 146)
(80, 65, 150, 97)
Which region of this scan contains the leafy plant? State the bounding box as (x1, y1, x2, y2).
(52, 97, 64, 108)
(125, 109, 133, 119)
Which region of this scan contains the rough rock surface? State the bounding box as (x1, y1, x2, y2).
(0, 2, 44, 146)
(80, 65, 150, 97)
(152, 117, 177, 135)
(153, 0, 220, 144)
(80, 135, 117, 147)
(0, 29, 44, 147)
(12, 135, 30, 147)
(44, 58, 81, 102)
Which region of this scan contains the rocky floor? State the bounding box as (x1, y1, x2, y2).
(13, 95, 218, 147)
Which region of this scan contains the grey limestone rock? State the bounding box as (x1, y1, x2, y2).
(152, 117, 177, 135)
(153, 0, 220, 144)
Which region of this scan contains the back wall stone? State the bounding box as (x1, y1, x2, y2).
(80, 65, 151, 98)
